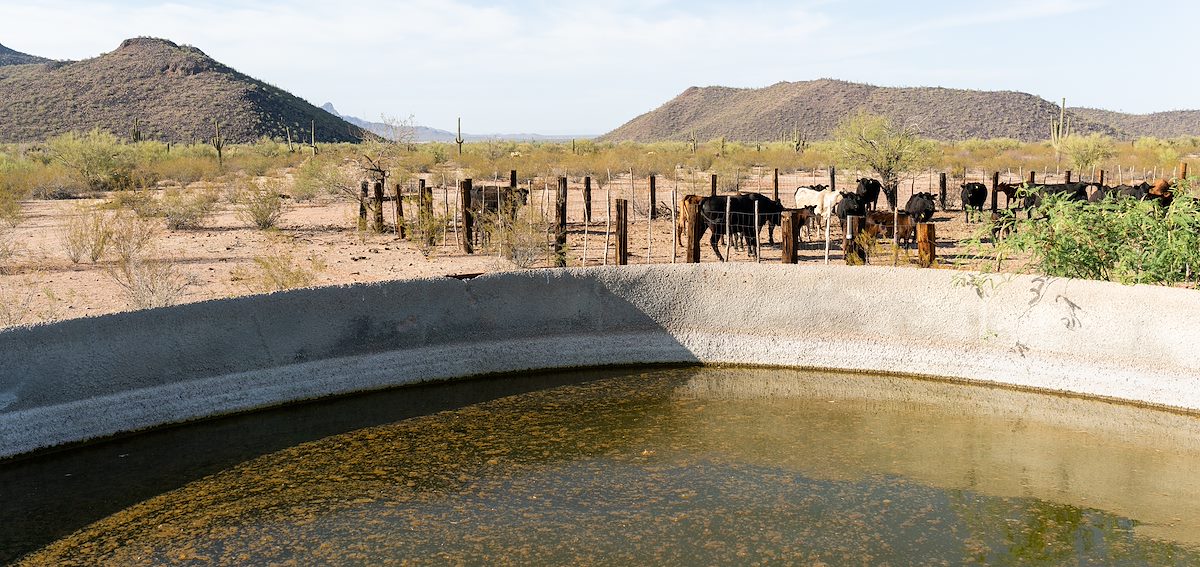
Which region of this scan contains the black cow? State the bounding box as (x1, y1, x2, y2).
(904, 192, 936, 223)
(855, 178, 882, 211)
(697, 194, 774, 261)
(833, 191, 866, 228)
(738, 192, 786, 245)
(1020, 182, 1090, 217)
(960, 182, 988, 222)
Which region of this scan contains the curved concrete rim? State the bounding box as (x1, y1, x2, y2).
(2, 263, 1199, 460)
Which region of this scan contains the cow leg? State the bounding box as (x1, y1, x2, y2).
(710, 230, 725, 262)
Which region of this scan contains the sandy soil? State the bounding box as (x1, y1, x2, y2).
(0, 171, 1008, 328)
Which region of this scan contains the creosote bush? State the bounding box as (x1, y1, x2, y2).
(231, 247, 324, 293)
(160, 188, 219, 230)
(236, 179, 286, 229)
(60, 206, 112, 263)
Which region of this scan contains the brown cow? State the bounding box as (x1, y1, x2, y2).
(675, 194, 706, 244)
(865, 210, 917, 249)
(995, 182, 1022, 208)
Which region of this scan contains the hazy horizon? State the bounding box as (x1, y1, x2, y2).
(2, 0, 1197, 135)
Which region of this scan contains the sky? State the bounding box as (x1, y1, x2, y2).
(1, 0, 1196, 135)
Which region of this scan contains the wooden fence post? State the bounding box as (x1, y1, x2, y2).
(554, 176, 568, 267)
(460, 179, 473, 254)
(781, 210, 799, 264)
(773, 168, 780, 201)
(1098, 170, 1105, 187)
(844, 215, 865, 265)
(394, 182, 405, 238)
(615, 198, 629, 265)
(1028, 171, 1036, 185)
(372, 181, 386, 231)
(358, 180, 369, 231)
(685, 200, 702, 263)
(710, 174, 717, 197)
(829, 166, 837, 193)
(583, 176, 592, 222)
(917, 223, 936, 268)
(649, 175, 657, 219)
(1181, 162, 1190, 180)
(1065, 170, 1073, 183)
(938, 172, 947, 210)
(990, 171, 999, 213)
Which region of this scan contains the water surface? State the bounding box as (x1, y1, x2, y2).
(14, 367, 1200, 565)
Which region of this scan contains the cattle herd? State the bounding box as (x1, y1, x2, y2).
(462, 173, 1183, 264)
(674, 175, 1184, 262)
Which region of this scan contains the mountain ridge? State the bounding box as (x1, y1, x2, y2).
(0, 37, 365, 143)
(600, 79, 1198, 142)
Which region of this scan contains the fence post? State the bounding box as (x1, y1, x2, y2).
(615, 198, 629, 265)
(917, 223, 936, 268)
(649, 175, 657, 219)
(1182, 162, 1190, 180)
(372, 181, 385, 231)
(773, 168, 780, 201)
(781, 210, 799, 264)
(710, 173, 717, 197)
(685, 199, 701, 263)
(990, 171, 999, 213)
(460, 179, 473, 254)
(1098, 170, 1105, 187)
(554, 176, 568, 267)
(844, 215, 865, 265)
(1065, 170, 1072, 183)
(358, 180, 369, 231)
(1028, 171, 1036, 185)
(829, 166, 837, 193)
(394, 182, 405, 239)
(938, 172, 947, 210)
(583, 176, 592, 222)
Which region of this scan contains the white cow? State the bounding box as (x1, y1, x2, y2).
(792, 185, 841, 235)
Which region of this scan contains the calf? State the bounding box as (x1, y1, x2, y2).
(865, 210, 917, 249)
(995, 183, 1022, 208)
(960, 182, 988, 222)
(833, 191, 867, 228)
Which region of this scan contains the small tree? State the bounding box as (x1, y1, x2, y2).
(1061, 134, 1115, 176)
(833, 112, 935, 210)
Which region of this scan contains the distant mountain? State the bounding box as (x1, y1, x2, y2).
(1069, 107, 1200, 140)
(600, 79, 1198, 142)
(320, 102, 589, 143)
(0, 37, 366, 143)
(0, 43, 48, 66)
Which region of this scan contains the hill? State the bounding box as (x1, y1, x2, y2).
(0, 43, 48, 66)
(599, 79, 1194, 143)
(1069, 107, 1200, 140)
(320, 103, 589, 143)
(0, 37, 365, 143)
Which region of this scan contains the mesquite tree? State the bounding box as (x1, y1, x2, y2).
(833, 112, 935, 210)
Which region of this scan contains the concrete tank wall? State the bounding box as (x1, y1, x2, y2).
(2, 263, 1198, 459)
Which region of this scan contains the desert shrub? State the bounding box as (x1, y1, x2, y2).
(151, 154, 221, 185)
(160, 188, 219, 230)
(981, 183, 1200, 285)
(0, 226, 18, 273)
(231, 248, 324, 293)
(108, 212, 160, 264)
(60, 206, 112, 263)
(236, 179, 286, 229)
(105, 189, 161, 217)
(107, 254, 191, 310)
(46, 129, 137, 192)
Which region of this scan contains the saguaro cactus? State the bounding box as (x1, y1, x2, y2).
(455, 117, 464, 156)
(211, 119, 224, 167)
(131, 117, 143, 143)
(1050, 97, 1071, 166)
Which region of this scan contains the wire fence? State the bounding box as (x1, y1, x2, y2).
(388, 165, 1184, 269)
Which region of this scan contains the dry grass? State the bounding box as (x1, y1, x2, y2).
(231, 246, 324, 293)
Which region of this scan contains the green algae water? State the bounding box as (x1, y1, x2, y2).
(12, 367, 1200, 565)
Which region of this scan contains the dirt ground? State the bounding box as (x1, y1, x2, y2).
(0, 170, 1011, 329)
